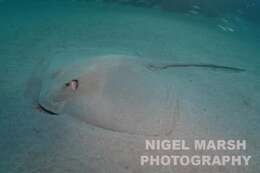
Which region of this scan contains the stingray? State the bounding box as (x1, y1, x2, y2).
(35, 54, 245, 136)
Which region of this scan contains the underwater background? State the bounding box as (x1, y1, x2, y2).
(0, 0, 259, 172)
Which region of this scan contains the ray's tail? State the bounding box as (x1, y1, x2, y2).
(146, 64, 246, 72)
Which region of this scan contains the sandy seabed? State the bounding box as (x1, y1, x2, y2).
(0, 0, 260, 173)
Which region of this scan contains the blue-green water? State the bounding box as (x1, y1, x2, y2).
(0, 0, 259, 173)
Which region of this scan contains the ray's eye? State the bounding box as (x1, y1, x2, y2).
(65, 79, 79, 91)
(65, 82, 70, 87)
